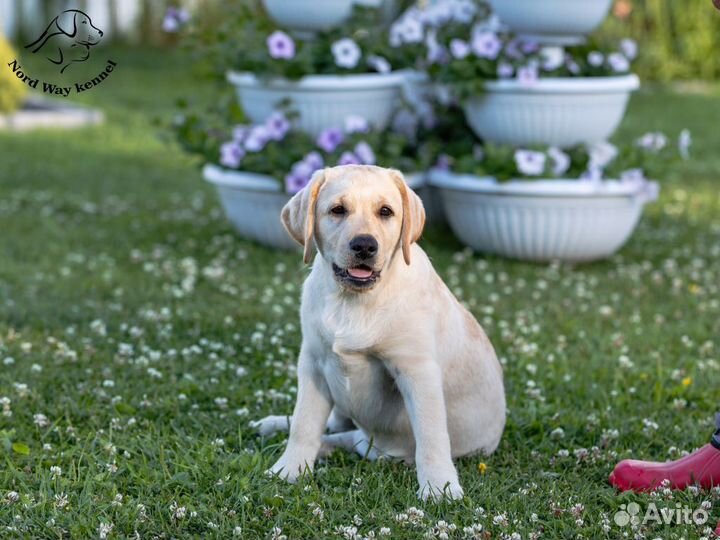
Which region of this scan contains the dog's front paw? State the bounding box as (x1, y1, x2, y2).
(266, 453, 312, 483)
(417, 477, 464, 501)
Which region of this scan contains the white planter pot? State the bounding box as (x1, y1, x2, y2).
(203, 164, 297, 250)
(463, 75, 639, 147)
(429, 171, 656, 262)
(405, 172, 444, 225)
(263, 0, 383, 35)
(228, 71, 406, 137)
(488, 0, 612, 45)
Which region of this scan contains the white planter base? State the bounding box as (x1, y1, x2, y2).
(463, 75, 639, 147)
(488, 0, 613, 45)
(430, 171, 654, 262)
(203, 164, 297, 250)
(228, 71, 406, 137)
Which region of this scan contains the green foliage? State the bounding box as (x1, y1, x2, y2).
(184, 1, 393, 80)
(598, 0, 720, 81)
(0, 35, 27, 114)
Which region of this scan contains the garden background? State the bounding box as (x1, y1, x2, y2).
(1, 1, 720, 538)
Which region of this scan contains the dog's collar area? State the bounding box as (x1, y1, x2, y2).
(332, 263, 380, 290)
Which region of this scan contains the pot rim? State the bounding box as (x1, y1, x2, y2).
(227, 70, 408, 90)
(203, 163, 284, 193)
(480, 74, 640, 95)
(428, 169, 653, 198)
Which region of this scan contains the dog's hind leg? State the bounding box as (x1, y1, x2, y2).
(320, 430, 379, 461)
(250, 415, 291, 437)
(252, 407, 356, 437)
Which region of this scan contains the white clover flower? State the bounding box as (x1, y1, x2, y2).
(332, 39, 362, 69)
(678, 129, 692, 159)
(50, 465, 62, 478)
(33, 413, 49, 427)
(98, 522, 114, 539)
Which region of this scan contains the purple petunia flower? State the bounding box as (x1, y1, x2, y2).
(162, 7, 190, 32)
(345, 115, 369, 134)
(471, 30, 502, 60)
(338, 151, 361, 166)
(232, 125, 249, 142)
(620, 38, 638, 60)
(219, 141, 245, 168)
(332, 38, 361, 69)
(285, 173, 308, 194)
(434, 154, 452, 171)
(450, 39, 470, 60)
(425, 29, 448, 65)
(587, 51, 604, 67)
(517, 64, 538, 87)
(316, 128, 344, 153)
(244, 125, 270, 152)
(267, 31, 295, 60)
(303, 151, 324, 170)
(354, 142, 376, 165)
(265, 112, 290, 141)
(607, 52, 630, 73)
(497, 62, 514, 78)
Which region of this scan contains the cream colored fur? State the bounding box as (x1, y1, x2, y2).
(253, 165, 505, 500)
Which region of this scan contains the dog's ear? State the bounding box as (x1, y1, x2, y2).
(389, 169, 425, 265)
(281, 169, 327, 264)
(56, 10, 77, 36)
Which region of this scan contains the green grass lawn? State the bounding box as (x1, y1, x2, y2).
(1, 48, 720, 539)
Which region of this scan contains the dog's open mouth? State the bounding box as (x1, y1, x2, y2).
(332, 263, 379, 288)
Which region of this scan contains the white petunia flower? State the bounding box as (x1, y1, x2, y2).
(514, 150, 546, 176)
(332, 39, 362, 69)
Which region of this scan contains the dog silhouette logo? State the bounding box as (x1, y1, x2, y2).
(25, 9, 103, 74)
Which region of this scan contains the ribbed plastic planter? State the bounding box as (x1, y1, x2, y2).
(203, 164, 297, 250)
(263, 0, 384, 35)
(463, 75, 639, 147)
(487, 0, 613, 44)
(227, 71, 406, 137)
(429, 170, 657, 262)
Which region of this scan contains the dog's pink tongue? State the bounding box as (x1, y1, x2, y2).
(347, 267, 372, 279)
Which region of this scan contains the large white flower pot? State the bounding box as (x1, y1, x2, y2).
(263, 0, 384, 35)
(463, 75, 639, 147)
(203, 164, 297, 250)
(405, 172, 444, 225)
(488, 0, 613, 45)
(228, 71, 406, 137)
(429, 170, 657, 262)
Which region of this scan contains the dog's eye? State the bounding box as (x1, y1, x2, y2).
(81, 21, 87, 24)
(330, 205, 346, 216)
(379, 206, 394, 217)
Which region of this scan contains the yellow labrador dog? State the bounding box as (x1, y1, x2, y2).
(253, 165, 505, 500)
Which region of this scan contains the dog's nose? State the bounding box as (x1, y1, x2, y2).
(349, 235, 378, 260)
(98, 30, 104, 36)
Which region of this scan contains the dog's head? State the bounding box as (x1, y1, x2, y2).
(55, 10, 103, 46)
(282, 165, 425, 292)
